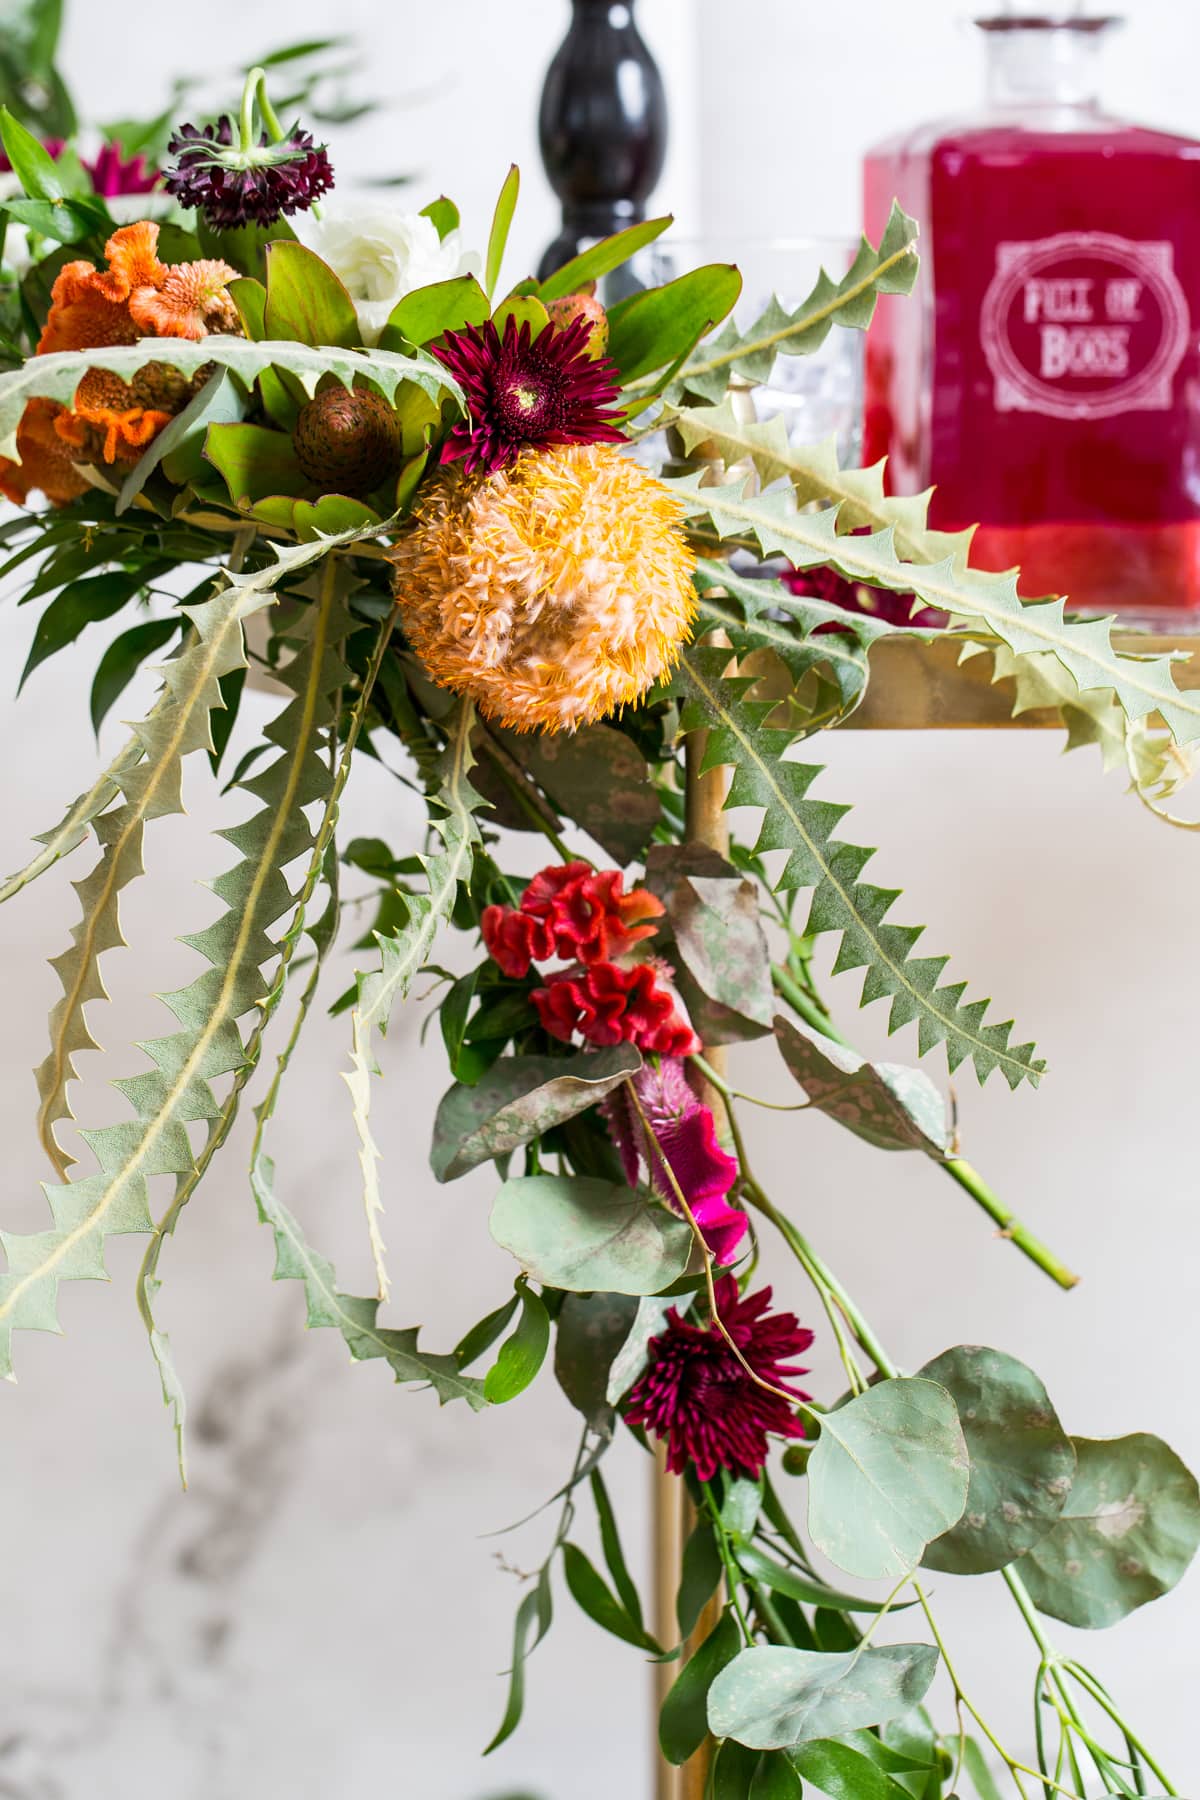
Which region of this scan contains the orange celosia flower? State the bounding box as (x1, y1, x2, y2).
(4, 221, 240, 502)
(0, 399, 89, 507)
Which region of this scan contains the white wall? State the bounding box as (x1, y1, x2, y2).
(1, 5, 1198, 1799)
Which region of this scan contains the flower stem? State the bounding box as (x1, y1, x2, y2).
(941, 1156, 1080, 1291)
(239, 67, 263, 151)
(253, 70, 287, 144)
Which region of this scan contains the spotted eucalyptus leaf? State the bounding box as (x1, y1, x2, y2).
(1020, 1433, 1200, 1628)
(645, 842, 773, 1043)
(491, 1174, 693, 1296)
(554, 1290, 639, 1430)
(918, 1345, 1076, 1576)
(774, 1016, 950, 1154)
(431, 1045, 641, 1181)
(708, 1643, 939, 1751)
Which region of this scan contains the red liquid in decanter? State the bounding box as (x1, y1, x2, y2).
(864, 17, 1200, 622)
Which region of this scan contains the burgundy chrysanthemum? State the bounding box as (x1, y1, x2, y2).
(603, 1058, 748, 1266)
(625, 1276, 813, 1480)
(432, 315, 625, 475)
(164, 117, 333, 229)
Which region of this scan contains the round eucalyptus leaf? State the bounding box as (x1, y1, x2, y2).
(490, 1174, 693, 1296)
(708, 1643, 939, 1751)
(807, 1378, 969, 1579)
(1020, 1432, 1200, 1629)
(918, 1344, 1076, 1575)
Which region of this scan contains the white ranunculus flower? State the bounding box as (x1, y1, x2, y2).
(294, 205, 480, 345)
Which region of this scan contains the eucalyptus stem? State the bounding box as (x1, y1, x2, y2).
(700, 1482, 754, 1647)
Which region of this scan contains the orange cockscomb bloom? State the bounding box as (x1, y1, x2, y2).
(0, 221, 239, 506)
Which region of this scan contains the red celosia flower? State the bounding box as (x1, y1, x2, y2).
(604, 1058, 747, 1265)
(432, 315, 625, 475)
(624, 1276, 813, 1480)
(482, 861, 663, 979)
(532, 959, 698, 1057)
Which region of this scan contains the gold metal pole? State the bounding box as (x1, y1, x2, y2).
(651, 708, 732, 1800)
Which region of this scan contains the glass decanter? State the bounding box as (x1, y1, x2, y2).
(863, 3, 1200, 621)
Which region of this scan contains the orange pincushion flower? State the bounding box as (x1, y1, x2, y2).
(392, 443, 697, 734)
(3, 221, 240, 502)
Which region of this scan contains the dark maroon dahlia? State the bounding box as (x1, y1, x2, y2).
(164, 117, 333, 230)
(432, 314, 625, 475)
(624, 1276, 813, 1482)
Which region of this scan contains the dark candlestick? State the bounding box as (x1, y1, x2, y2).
(537, 0, 667, 282)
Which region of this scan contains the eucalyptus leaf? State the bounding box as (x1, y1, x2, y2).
(807, 1380, 969, 1580)
(918, 1345, 1076, 1576)
(645, 843, 773, 1042)
(775, 1016, 950, 1155)
(553, 1290, 639, 1430)
(708, 1643, 939, 1750)
(1020, 1433, 1200, 1628)
(499, 721, 661, 866)
(490, 1174, 693, 1296)
(431, 1045, 641, 1181)
(562, 1542, 659, 1651)
(606, 1293, 691, 1405)
(484, 1563, 553, 1754)
(735, 1543, 916, 1616)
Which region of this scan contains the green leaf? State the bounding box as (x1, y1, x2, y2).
(790, 1737, 925, 1799)
(228, 276, 267, 340)
(592, 1468, 647, 1629)
(0, 106, 69, 200)
(748, 1751, 804, 1799)
(563, 1541, 659, 1651)
(431, 1045, 641, 1181)
(455, 1293, 521, 1370)
(678, 1520, 724, 1636)
(0, 524, 388, 1376)
(484, 1563, 554, 1753)
(0, 726, 149, 906)
(382, 274, 490, 348)
(962, 1738, 1006, 1800)
(0, 337, 456, 460)
(677, 470, 1200, 749)
(537, 215, 672, 304)
(735, 1544, 915, 1617)
(645, 842, 773, 1044)
(420, 195, 460, 239)
(660, 1610, 741, 1765)
(494, 721, 661, 866)
(206, 421, 312, 506)
(710, 1643, 938, 1751)
(1019, 1433, 1200, 1628)
(607, 263, 742, 383)
(20, 567, 166, 690)
(654, 203, 919, 403)
(670, 648, 1043, 1087)
(485, 163, 520, 299)
(89, 618, 178, 736)
(483, 1276, 550, 1405)
(0, 193, 111, 244)
(553, 1291, 639, 1430)
(916, 1345, 1076, 1576)
(775, 1016, 950, 1155)
(712, 1739, 763, 1799)
(806, 1380, 969, 1580)
(491, 1174, 694, 1296)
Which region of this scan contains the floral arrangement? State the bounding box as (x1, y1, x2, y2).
(1, 53, 1198, 1800)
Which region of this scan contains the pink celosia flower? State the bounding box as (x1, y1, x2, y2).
(482, 861, 663, 979)
(532, 959, 698, 1057)
(604, 1058, 747, 1265)
(85, 143, 159, 197)
(624, 1276, 814, 1480)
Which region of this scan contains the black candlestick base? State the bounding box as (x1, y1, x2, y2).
(537, 0, 667, 283)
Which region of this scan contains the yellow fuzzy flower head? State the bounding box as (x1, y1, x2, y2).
(392, 443, 697, 733)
